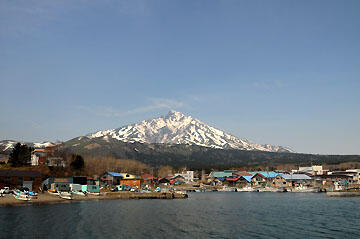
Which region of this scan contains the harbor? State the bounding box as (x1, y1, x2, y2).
(1, 164, 360, 208)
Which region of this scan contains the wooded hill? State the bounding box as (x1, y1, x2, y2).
(61, 137, 360, 170)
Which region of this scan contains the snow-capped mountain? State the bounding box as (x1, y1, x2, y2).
(0, 140, 56, 153)
(86, 110, 294, 153)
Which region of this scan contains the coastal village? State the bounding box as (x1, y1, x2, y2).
(1, 143, 360, 205)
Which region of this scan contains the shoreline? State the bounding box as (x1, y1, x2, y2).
(0, 191, 188, 206)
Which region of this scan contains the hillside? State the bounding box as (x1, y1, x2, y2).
(61, 137, 360, 169)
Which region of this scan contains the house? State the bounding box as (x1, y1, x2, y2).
(43, 176, 100, 193)
(31, 148, 54, 166)
(120, 177, 142, 188)
(210, 170, 237, 179)
(345, 169, 360, 184)
(31, 148, 65, 167)
(223, 177, 240, 187)
(42, 177, 73, 192)
(233, 171, 252, 177)
(158, 177, 170, 184)
(71, 176, 100, 193)
(273, 174, 312, 188)
(312, 173, 354, 189)
(251, 172, 281, 187)
(210, 177, 224, 186)
(174, 171, 194, 183)
(141, 174, 157, 181)
(314, 169, 360, 187)
(0, 170, 42, 191)
(331, 170, 360, 184)
(101, 171, 123, 185)
(170, 175, 185, 185)
(297, 165, 323, 175)
(221, 174, 253, 187)
(237, 176, 252, 188)
(101, 171, 142, 188)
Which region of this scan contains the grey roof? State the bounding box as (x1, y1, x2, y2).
(281, 174, 312, 180)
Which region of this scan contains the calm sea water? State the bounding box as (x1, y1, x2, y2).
(0, 192, 359, 239)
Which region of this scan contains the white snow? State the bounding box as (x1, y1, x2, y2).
(84, 110, 294, 153)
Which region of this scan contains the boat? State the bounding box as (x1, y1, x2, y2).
(13, 194, 31, 201)
(291, 186, 319, 193)
(72, 191, 87, 196)
(47, 190, 59, 196)
(86, 191, 100, 196)
(257, 187, 282, 192)
(218, 186, 237, 192)
(28, 191, 38, 199)
(13, 189, 30, 197)
(237, 187, 255, 192)
(59, 192, 73, 200)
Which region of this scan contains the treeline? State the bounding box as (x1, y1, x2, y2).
(83, 156, 149, 176)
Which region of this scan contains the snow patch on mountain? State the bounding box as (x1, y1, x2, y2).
(0, 140, 57, 153)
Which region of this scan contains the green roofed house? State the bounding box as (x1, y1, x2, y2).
(210, 170, 237, 179)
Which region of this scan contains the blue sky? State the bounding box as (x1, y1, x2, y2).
(0, 0, 359, 154)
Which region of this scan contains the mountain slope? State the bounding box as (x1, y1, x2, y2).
(86, 110, 293, 153)
(62, 137, 360, 169)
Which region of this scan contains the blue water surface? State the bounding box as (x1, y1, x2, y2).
(0, 192, 359, 239)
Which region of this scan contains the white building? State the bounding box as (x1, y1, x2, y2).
(298, 165, 323, 175)
(175, 171, 194, 183)
(31, 148, 65, 167)
(345, 169, 360, 184)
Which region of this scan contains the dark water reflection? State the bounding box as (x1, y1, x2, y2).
(0, 192, 359, 239)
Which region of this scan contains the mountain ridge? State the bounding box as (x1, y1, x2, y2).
(0, 140, 57, 153)
(85, 110, 294, 153)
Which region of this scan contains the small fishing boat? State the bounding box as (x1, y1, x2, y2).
(291, 186, 319, 193)
(28, 192, 38, 199)
(237, 187, 254, 192)
(72, 191, 87, 196)
(13, 194, 31, 201)
(59, 192, 73, 200)
(218, 187, 237, 192)
(257, 187, 283, 192)
(13, 189, 28, 197)
(48, 190, 59, 196)
(86, 191, 100, 196)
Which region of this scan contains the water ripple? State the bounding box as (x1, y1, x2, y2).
(0, 193, 359, 239)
